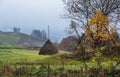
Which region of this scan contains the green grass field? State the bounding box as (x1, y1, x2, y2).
(0, 49, 119, 69)
(0, 49, 120, 77)
(0, 49, 89, 71)
(0, 49, 50, 63)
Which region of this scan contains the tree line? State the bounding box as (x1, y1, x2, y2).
(31, 29, 47, 42)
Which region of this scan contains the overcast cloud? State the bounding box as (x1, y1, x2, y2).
(0, 0, 69, 41)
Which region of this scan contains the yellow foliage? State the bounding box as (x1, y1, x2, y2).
(89, 10, 110, 26)
(95, 51, 101, 57)
(85, 10, 115, 43)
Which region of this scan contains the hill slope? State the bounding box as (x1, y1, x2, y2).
(0, 32, 44, 48)
(59, 36, 78, 51)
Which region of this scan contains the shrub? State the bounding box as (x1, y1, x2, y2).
(102, 45, 120, 56)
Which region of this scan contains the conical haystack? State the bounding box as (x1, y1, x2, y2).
(39, 39, 58, 55)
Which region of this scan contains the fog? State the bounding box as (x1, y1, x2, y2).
(0, 0, 70, 41)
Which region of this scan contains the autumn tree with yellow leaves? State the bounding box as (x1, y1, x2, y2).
(63, 0, 120, 50)
(85, 10, 117, 48)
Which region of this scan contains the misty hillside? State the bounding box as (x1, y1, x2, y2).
(0, 32, 45, 48)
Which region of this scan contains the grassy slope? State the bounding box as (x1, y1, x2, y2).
(0, 32, 42, 48)
(0, 32, 21, 47)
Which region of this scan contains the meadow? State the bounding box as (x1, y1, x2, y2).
(0, 49, 120, 77)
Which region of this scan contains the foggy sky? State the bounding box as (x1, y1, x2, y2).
(0, 0, 70, 41)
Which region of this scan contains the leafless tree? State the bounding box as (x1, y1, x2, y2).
(63, 0, 120, 32)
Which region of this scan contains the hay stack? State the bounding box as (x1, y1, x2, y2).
(39, 39, 58, 55)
